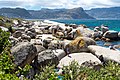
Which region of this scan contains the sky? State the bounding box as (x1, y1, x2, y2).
(0, 0, 120, 10)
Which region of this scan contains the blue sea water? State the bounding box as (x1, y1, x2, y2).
(51, 19, 120, 50)
(52, 19, 120, 31)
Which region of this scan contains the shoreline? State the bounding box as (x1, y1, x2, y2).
(1, 17, 120, 79)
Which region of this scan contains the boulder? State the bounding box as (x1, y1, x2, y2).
(103, 31, 119, 40)
(92, 31, 102, 39)
(26, 31, 36, 39)
(0, 26, 8, 31)
(34, 45, 46, 53)
(57, 53, 101, 68)
(13, 31, 22, 38)
(17, 27, 26, 31)
(88, 45, 120, 64)
(73, 27, 93, 38)
(35, 29, 43, 34)
(76, 27, 84, 37)
(30, 39, 43, 45)
(80, 24, 88, 28)
(13, 20, 19, 25)
(68, 29, 77, 39)
(9, 36, 19, 46)
(28, 28, 36, 33)
(94, 26, 101, 31)
(101, 25, 109, 34)
(65, 27, 73, 33)
(21, 34, 31, 41)
(34, 50, 59, 68)
(81, 60, 102, 70)
(82, 28, 93, 37)
(66, 37, 96, 53)
(11, 42, 37, 67)
(56, 32, 64, 38)
(52, 49, 66, 61)
(113, 45, 120, 49)
(43, 39, 52, 49)
(48, 40, 63, 49)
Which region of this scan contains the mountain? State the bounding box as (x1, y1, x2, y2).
(28, 7, 95, 19)
(0, 7, 94, 19)
(0, 8, 32, 19)
(86, 7, 120, 19)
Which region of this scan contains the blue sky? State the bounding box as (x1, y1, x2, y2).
(0, 0, 120, 10)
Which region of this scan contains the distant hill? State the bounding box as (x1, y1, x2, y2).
(86, 7, 120, 19)
(0, 7, 95, 19)
(0, 8, 32, 19)
(28, 7, 95, 19)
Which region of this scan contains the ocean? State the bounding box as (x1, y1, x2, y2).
(51, 19, 120, 31)
(51, 19, 120, 50)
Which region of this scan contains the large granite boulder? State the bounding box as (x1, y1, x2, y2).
(35, 29, 43, 34)
(35, 45, 46, 53)
(26, 31, 36, 39)
(48, 40, 63, 49)
(21, 34, 31, 41)
(92, 31, 102, 39)
(0, 26, 8, 31)
(103, 31, 119, 40)
(70, 27, 93, 39)
(88, 45, 120, 64)
(13, 31, 23, 38)
(11, 42, 37, 67)
(52, 49, 66, 61)
(43, 39, 52, 49)
(57, 53, 101, 68)
(16, 27, 26, 31)
(94, 27, 101, 32)
(65, 27, 73, 33)
(68, 29, 76, 39)
(101, 26, 109, 34)
(56, 32, 64, 38)
(30, 39, 43, 45)
(34, 50, 59, 68)
(28, 28, 36, 33)
(66, 37, 96, 53)
(9, 36, 19, 46)
(82, 28, 93, 37)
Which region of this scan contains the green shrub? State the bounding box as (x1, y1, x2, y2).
(35, 65, 59, 80)
(0, 27, 31, 80)
(0, 28, 19, 80)
(0, 28, 10, 53)
(35, 61, 120, 80)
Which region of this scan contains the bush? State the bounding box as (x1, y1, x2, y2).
(0, 28, 19, 79)
(35, 66, 58, 80)
(35, 61, 120, 80)
(0, 28, 32, 80)
(0, 28, 10, 53)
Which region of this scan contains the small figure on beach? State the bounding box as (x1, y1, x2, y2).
(109, 45, 116, 50)
(64, 45, 71, 57)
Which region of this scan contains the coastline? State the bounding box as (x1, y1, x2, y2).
(1, 17, 120, 79)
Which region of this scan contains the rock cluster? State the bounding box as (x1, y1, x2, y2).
(4, 19, 119, 79)
(92, 25, 120, 41)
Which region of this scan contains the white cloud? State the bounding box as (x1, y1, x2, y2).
(0, 0, 120, 10)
